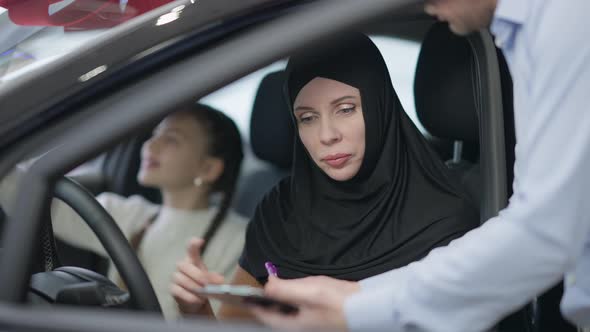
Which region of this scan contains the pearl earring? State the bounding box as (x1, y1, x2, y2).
(194, 177, 203, 187)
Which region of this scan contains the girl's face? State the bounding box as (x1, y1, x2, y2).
(138, 112, 210, 190)
(293, 77, 365, 181)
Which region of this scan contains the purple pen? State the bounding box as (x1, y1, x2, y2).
(264, 261, 278, 277)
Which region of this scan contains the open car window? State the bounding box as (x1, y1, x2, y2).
(202, 35, 422, 138)
(0, 0, 523, 330)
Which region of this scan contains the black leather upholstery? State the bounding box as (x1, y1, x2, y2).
(414, 23, 479, 145)
(249, 70, 294, 168)
(414, 23, 481, 203)
(232, 70, 293, 218)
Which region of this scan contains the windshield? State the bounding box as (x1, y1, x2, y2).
(0, 0, 178, 84)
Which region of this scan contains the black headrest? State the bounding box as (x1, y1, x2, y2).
(250, 70, 294, 169)
(414, 23, 479, 144)
(0, 205, 5, 243)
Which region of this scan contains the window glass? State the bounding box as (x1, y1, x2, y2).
(371, 36, 423, 132)
(202, 35, 423, 139)
(201, 61, 286, 138)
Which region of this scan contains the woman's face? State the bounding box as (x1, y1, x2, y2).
(137, 112, 209, 190)
(294, 77, 365, 181)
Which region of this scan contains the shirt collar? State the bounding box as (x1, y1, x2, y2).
(490, 0, 528, 49)
(493, 0, 529, 25)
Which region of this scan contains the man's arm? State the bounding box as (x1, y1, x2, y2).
(345, 2, 590, 331)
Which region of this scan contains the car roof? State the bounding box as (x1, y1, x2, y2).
(0, 0, 299, 147)
(0, 1, 427, 146)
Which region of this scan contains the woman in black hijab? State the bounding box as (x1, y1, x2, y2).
(171, 33, 479, 318)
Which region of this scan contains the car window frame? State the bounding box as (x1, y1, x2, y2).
(0, 0, 513, 329)
(0, 0, 422, 309)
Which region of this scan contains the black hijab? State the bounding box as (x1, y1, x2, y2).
(240, 34, 478, 283)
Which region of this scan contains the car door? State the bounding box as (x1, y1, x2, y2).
(0, 0, 432, 331)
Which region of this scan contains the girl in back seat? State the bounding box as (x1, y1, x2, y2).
(172, 33, 480, 322)
(1, 103, 246, 319)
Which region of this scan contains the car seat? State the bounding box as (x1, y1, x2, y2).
(232, 70, 293, 218)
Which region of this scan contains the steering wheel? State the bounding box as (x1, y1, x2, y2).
(53, 176, 162, 314)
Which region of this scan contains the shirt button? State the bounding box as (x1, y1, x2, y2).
(566, 274, 577, 286)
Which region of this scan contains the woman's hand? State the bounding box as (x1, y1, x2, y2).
(170, 237, 225, 315)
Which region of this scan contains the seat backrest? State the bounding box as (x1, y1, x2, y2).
(232, 70, 294, 218)
(414, 22, 481, 208)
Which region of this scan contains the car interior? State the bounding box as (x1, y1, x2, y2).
(0, 3, 578, 331)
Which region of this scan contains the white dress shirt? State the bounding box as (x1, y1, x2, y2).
(344, 0, 590, 331)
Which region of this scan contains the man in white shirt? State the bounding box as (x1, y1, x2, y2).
(250, 1, 590, 331)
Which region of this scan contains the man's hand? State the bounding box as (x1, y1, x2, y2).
(249, 275, 360, 330)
